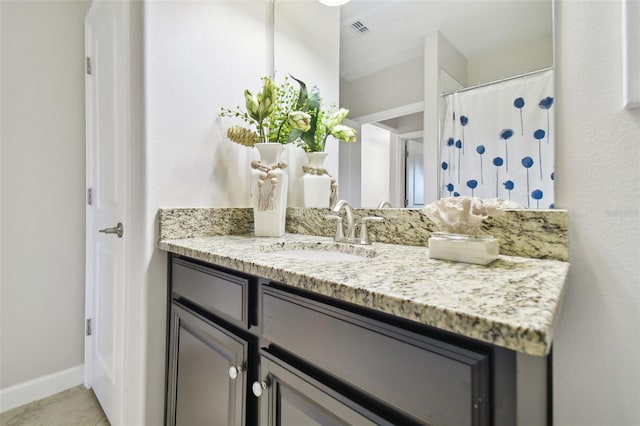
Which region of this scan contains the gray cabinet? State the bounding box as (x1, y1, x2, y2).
(255, 350, 394, 426)
(261, 285, 491, 425)
(166, 255, 516, 426)
(166, 302, 249, 426)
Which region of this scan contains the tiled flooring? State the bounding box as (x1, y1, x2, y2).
(0, 386, 109, 426)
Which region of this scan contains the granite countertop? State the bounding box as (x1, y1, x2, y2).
(158, 232, 569, 356)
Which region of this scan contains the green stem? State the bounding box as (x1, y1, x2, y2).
(258, 121, 266, 143)
(320, 133, 329, 152)
(275, 119, 287, 144)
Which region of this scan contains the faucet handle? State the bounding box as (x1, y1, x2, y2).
(325, 215, 344, 241)
(359, 216, 383, 245)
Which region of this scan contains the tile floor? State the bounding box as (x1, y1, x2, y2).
(0, 386, 109, 426)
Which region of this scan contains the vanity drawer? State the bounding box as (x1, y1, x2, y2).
(262, 285, 490, 425)
(172, 258, 249, 327)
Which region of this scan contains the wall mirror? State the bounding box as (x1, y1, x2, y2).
(275, 0, 554, 209)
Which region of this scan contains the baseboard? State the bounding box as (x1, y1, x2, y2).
(0, 364, 84, 413)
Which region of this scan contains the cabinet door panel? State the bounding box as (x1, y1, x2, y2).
(167, 302, 248, 426)
(172, 258, 249, 326)
(176, 327, 231, 425)
(262, 286, 489, 425)
(258, 351, 392, 426)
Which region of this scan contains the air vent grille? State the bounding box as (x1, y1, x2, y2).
(350, 20, 369, 34)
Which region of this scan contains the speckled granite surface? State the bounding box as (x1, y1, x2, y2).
(158, 233, 569, 356)
(159, 207, 568, 261)
(286, 207, 568, 261)
(159, 208, 253, 239)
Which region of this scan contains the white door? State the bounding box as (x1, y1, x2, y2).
(405, 138, 425, 208)
(85, 1, 130, 424)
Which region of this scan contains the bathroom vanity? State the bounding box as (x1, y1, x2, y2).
(158, 209, 569, 426)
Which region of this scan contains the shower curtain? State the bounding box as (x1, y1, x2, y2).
(440, 69, 554, 209)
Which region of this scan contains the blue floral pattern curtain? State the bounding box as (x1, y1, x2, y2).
(440, 70, 555, 208)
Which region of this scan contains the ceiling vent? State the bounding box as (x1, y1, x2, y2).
(350, 20, 369, 34)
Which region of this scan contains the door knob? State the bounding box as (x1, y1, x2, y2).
(99, 223, 123, 238)
(228, 365, 244, 380)
(252, 380, 270, 397)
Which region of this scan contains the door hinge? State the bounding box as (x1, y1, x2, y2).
(86, 57, 92, 75)
(86, 318, 92, 336)
(87, 188, 93, 205)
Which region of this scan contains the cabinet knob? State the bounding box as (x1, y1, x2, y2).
(251, 380, 269, 397)
(228, 365, 244, 380)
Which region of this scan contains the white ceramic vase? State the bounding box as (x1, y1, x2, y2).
(252, 143, 288, 236)
(302, 152, 332, 208)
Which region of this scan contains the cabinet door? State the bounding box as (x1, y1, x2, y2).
(254, 351, 399, 426)
(262, 285, 489, 425)
(167, 302, 249, 426)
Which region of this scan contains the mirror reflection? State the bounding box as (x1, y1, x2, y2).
(275, 0, 554, 209)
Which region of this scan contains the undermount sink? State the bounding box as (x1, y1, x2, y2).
(260, 241, 377, 262)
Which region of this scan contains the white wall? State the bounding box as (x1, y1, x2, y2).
(0, 0, 90, 405)
(554, 1, 640, 425)
(467, 35, 553, 86)
(145, 1, 271, 209)
(142, 1, 273, 423)
(423, 31, 467, 205)
(341, 56, 424, 119)
(338, 118, 362, 207)
(360, 124, 391, 207)
(274, 0, 340, 206)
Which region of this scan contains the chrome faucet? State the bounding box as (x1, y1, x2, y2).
(332, 199, 356, 239)
(377, 201, 392, 208)
(325, 200, 383, 245)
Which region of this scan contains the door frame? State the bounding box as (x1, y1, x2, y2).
(397, 131, 424, 208)
(84, 0, 132, 423)
(348, 102, 425, 208)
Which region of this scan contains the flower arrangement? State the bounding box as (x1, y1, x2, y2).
(286, 75, 357, 152)
(220, 76, 311, 146)
(220, 76, 356, 152)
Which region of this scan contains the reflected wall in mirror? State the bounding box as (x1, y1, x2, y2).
(337, 0, 554, 208)
(273, 1, 341, 207)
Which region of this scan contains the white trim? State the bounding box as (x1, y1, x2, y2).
(395, 131, 425, 208)
(0, 365, 84, 413)
(353, 101, 424, 125)
(398, 130, 424, 141)
(83, 0, 96, 391)
(389, 133, 404, 208)
(623, 0, 640, 108)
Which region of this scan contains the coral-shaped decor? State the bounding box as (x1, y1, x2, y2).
(423, 196, 521, 236)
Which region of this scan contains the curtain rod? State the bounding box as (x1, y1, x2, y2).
(441, 67, 553, 97)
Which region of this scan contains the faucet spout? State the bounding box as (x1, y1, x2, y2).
(332, 200, 355, 239)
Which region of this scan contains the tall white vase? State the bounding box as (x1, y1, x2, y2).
(302, 152, 332, 208)
(252, 143, 288, 237)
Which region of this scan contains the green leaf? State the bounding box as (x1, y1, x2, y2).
(289, 75, 309, 111)
(306, 86, 321, 111)
(287, 128, 303, 143)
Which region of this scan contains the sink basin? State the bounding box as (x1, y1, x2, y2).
(268, 249, 369, 262)
(261, 241, 377, 262)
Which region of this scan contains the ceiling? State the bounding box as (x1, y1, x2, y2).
(340, 0, 553, 82)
